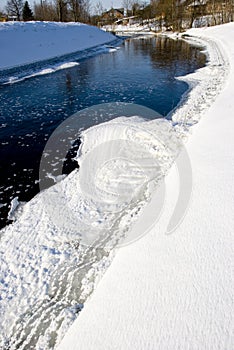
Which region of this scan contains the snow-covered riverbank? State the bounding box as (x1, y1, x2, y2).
(0, 21, 115, 70)
(0, 22, 233, 350)
(58, 23, 234, 350)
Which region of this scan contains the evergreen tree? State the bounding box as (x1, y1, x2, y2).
(22, 1, 33, 21)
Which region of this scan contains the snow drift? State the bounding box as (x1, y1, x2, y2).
(0, 21, 115, 70)
(58, 23, 234, 350)
(0, 21, 233, 350)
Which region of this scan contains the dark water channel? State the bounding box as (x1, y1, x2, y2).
(0, 36, 206, 228)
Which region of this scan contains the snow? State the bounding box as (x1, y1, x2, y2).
(3, 61, 80, 85)
(57, 23, 234, 350)
(0, 21, 115, 70)
(0, 114, 181, 348)
(0, 22, 233, 350)
(7, 197, 19, 220)
(104, 24, 154, 35)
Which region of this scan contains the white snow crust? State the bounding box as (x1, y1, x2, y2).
(0, 23, 233, 350)
(58, 23, 234, 350)
(0, 21, 115, 70)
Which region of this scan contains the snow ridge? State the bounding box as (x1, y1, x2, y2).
(58, 24, 234, 350)
(171, 34, 229, 136)
(0, 21, 115, 71)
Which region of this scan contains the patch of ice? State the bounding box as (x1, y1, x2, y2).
(7, 197, 19, 220)
(3, 61, 79, 85)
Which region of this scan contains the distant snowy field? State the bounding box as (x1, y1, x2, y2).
(0, 21, 115, 70)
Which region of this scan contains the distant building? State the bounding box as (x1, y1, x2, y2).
(0, 15, 8, 22)
(7, 16, 18, 21)
(1, 15, 18, 22)
(99, 8, 125, 25)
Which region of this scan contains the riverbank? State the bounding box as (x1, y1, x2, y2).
(0, 21, 115, 70)
(0, 28, 204, 349)
(0, 22, 233, 349)
(58, 23, 234, 350)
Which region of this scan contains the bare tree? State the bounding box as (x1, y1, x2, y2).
(227, 0, 234, 21)
(95, 0, 104, 16)
(91, 0, 104, 25)
(81, 0, 91, 22)
(67, 0, 90, 22)
(220, 0, 234, 23)
(6, 0, 23, 20)
(122, 0, 132, 9)
(122, 0, 134, 15)
(34, 0, 57, 21)
(68, 0, 81, 21)
(56, 0, 67, 21)
(132, 1, 141, 16)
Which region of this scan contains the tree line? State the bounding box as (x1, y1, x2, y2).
(120, 0, 234, 30)
(4, 0, 33, 21)
(149, 0, 234, 30)
(3, 0, 91, 22)
(2, 0, 234, 29)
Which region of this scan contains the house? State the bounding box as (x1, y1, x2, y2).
(0, 15, 18, 22)
(99, 8, 125, 25)
(8, 16, 18, 21)
(0, 13, 8, 22)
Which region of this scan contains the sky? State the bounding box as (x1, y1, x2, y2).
(0, 0, 123, 12)
(94, 0, 123, 11)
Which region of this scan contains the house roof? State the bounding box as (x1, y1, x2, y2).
(188, 0, 207, 6)
(104, 8, 124, 15)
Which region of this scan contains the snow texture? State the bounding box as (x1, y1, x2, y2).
(58, 23, 234, 350)
(0, 22, 233, 350)
(0, 21, 115, 70)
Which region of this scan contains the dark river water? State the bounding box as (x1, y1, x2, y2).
(0, 36, 206, 229)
